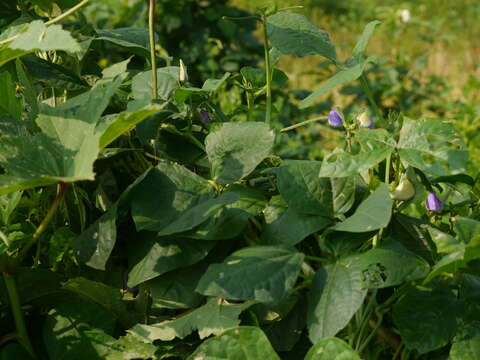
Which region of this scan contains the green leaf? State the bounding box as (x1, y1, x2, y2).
(63, 277, 133, 327)
(131, 161, 213, 232)
(266, 12, 336, 60)
(196, 245, 305, 304)
(185, 185, 266, 240)
(148, 264, 205, 310)
(187, 326, 280, 360)
(96, 28, 150, 58)
(127, 232, 215, 287)
(205, 122, 275, 184)
(350, 245, 429, 288)
(131, 67, 180, 101)
(99, 105, 164, 149)
(454, 217, 480, 246)
(398, 118, 465, 175)
(319, 129, 395, 178)
(331, 184, 392, 233)
(0, 343, 33, 360)
(450, 321, 480, 360)
(299, 58, 375, 109)
(351, 21, 381, 58)
(105, 333, 157, 360)
(0, 20, 80, 66)
(0, 69, 126, 195)
(393, 288, 459, 354)
(305, 337, 361, 360)
(74, 169, 149, 270)
(43, 299, 117, 360)
(307, 260, 367, 342)
(22, 55, 88, 91)
(275, 160, 332, 216)
(129, 298, 252, 341)
(0, 65, 22, 120)
(15, 59, 39, 120)
(262, 196, 330, 246)
(174, 73, 231, 105)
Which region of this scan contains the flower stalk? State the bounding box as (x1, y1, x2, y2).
(149, 0, 158, 100)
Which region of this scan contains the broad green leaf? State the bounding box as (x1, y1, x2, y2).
(305, 337, 361, 360)
(185, 185, 266, 240)
(63, 277, 133, 327)
(43, 299, 117, 360)
(149, 264, 205, 309)
(350, 246, 429, 288)
(187, 326, 280, 360)
(424, 247, 480, 283)
(15, 59, 39, 120)
(96, 28, 150, 58)
(450, 321, 480, 360)
(105, 333, 157, 360)
(299, 58, 375, 109)
(174, 73, 231, 104)
(331, 184, 392, 232)
(331, 176, 356, 215)
(0, 68, 126, 195)
(0, 20, 80, 66)
(398, 118, 465, 174)
(266, 12, 336, 60)
(0, 65, 22, 120)
(98, 105, 164, 149)
(197, 245, 304, 304)
(0, 190, 22, 226)
(21, 55, 88, 91)
(454, 217, 480, 246)
(129, 298, 252, 341)
(262, 196, 330, 246)
(127, 232, 215, 287)
(205, 122, 275, 184)
(351, 20, 381, 58)
(74, 168, 149, 270)
(275, 160, 332, 216)
(319, 129, 395, 178)
(131, 67, 180, 101)
(307, 260, 367, 342)
(131, 161, 213, 232)
(393, 288, 459, 354)
(427, 226, 462, 254)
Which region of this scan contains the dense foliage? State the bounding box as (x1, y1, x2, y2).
(1, 1, 480, 359)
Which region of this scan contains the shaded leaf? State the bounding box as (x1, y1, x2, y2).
(305, 337, 361, 360)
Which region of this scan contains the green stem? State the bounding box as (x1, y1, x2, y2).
(354, 290, 377, 351)
(261, 16, 272, 125)
(45, 0, 90, 25)
(2, 272, 36, 358)
(360, 74, 381, 120)
(305, 255, 329, 263)
(19, 183, 68, 261)
(358, 314, 383, 353)
(280, 116, 328, 132)
(149, 0, 158, 100)
(373, 153, 392, 247)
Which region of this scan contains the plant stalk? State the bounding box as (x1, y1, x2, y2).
(261, 16, 272, 125)
(45, 0, 90, 25)
(280, 116, 328, 132)
(360, 74, 381, 120)
(149, 0, 158, 100)
(2, 272, 35, 358)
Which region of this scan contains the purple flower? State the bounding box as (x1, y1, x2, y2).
(328, 110, 344, 127)
(199, 109, 212, 124)
(426, 192, 444, 211)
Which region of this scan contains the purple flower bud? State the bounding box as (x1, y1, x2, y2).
(328, 110, 344, 127)
(199, 109, 212, 124)
(426, 192, 444, 211)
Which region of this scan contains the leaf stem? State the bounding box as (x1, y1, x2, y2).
(261, 15, 272, 125)
(45, 0, 90, 26)
(280, 116, 328, 132)
(148, 0, 158, 100)
(304, 255, 329, 263)
(360, 74, 381, 120)
(19, 183, 68, 261)
(2, 271, 36, 358)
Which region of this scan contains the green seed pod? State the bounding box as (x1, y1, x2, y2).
(390, 176, 415, 201)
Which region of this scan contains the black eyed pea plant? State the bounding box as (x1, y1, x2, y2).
(0, 1, 478, 359)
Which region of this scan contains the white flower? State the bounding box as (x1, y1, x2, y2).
(398, 9, 411, 23)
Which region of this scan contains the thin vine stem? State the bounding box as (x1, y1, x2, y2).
(45, 0, 90, 25)
(360, 74, 381, 120)
(261, 15, 272, 125)
(149, 0, 158, 100)
(280, 116, 328, 132)
(2, 272, 36, 358)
